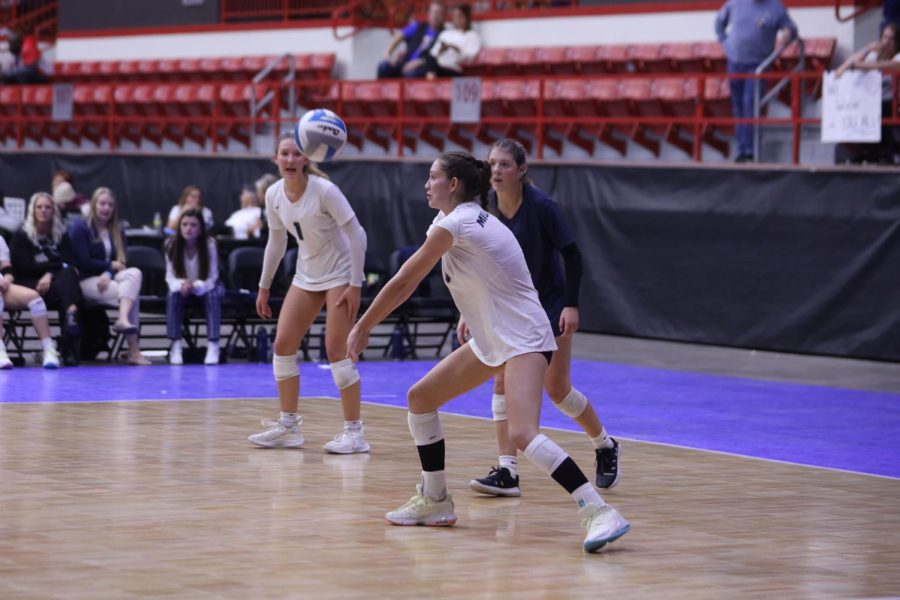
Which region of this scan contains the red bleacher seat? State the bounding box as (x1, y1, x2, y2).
(566, 45, 605, 74)
(694, 42, 726, 72)
(466, 47, 509, 77)
(660, 42, 705, 73)
(619, 77, 661, 155)
(535, 46, 570, 75)
(0, 86, 21, 143)
(241, 55, 271, 80)
(403, 80, 452, 151)
(21, 85, 58, 144)
(56, 61, 84, 83)
(177, 58, 202, 81)
(157, 59, 181, 81)
(586, 78, 628, 155)
(117, 60, 141, 81)
(97, 60, 119, 81)
(198, 57, 224, 81)
(342, 81, 400, 151)
(542, 78, 590, 154)
(599, 44, 631, 74)
(309, 53, 335, 79)
(629, 44, 669, 73)
(136, 59, 160, 81)
(505, 47, 538, 76)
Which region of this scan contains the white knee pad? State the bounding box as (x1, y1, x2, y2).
(27, 297, 48, 317)
(330, 358, 360, 390)
(491, 394, 507, 421)
(555, 387, 588, 418)
(272, 354, 299, 381)
(523, 433, 568, 475)
(408, 410, 443, 446)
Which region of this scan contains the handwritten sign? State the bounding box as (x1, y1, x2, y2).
(52, 84, 73, 122)
(821, 70, 882, 143)
(451, 77, 481, 123)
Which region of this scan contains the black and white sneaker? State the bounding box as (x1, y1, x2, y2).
(468, 466, 521, 497)
(595, 438, 620, 489)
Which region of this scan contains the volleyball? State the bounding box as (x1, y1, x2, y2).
(294, 108, 347, 162)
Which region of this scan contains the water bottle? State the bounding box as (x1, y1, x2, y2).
(152, 211, 162, 232)
(390, 324, 406, 360)
(255, 327, 269, 363)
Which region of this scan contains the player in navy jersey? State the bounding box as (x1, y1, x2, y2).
(347, 151, 630, 553)
(248, 132, 370, 454)
(465, 139, 620, 498)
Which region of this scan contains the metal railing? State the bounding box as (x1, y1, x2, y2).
(2, 71, 896, 165)
(754, 38, 805, 161)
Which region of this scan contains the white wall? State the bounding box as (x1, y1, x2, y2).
(56, 7, 863, 76)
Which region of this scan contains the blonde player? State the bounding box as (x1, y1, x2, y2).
(249, 132, 370, 454)
(347, 151, 630, 553)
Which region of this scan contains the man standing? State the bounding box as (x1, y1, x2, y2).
(715, 0, 798, 162)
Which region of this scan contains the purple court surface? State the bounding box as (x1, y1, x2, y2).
(1, 359, 898, 479)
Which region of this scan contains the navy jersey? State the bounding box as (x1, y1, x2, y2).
(488, 183, 574, 336)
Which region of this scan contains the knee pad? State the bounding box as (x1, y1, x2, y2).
(555, 387, 588, 418)
(407, 411, 443, 446)
(491, 394, 507, 421)
(27, 297, 48, 317)
(330, 358, 360, 390)
(524, 433, 568, 475)
(272, 353, 299, 381)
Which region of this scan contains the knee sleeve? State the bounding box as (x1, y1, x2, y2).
(491, 393, 507, 421)
(523, 433, 568, 475)
(27, 297, 48, 317)
(555, 387, 588, 418)
(330, 358, 360, 390)
(272, 353, 299, 381)
(407, 410, 443, 446)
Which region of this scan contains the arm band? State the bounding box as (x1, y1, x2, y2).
(560, 242, 583, 308)
(340, 217, 367, 287)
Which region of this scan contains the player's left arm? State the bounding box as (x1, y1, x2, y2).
(558, 242, 582, 336)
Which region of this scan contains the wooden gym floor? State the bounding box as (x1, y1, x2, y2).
(1, 333, 898, 598)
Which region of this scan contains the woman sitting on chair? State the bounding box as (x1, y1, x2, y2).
(64, 187, 150, 366)
(10, 192, 84, 365)
(164, 208, 224, 365)
(0, 235, 60, 369)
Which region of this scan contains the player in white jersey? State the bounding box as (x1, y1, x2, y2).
(248, 133, 370, 454)
(347, 152, 630, 553)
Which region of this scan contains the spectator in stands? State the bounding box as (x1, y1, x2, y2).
(11, 192, 84, 366)
(346, 151, 629, 552)
(834, 22, 900, 165)
(0, 235, 60, 369)
(715, 0, 798, 162)
(2, 28, 47, 84)
(248, 132, 370, 455)
(64, 187, 151, 366)
(377, 1, 446, 79)
(0, 188, 24, 235)
(224, 185, 263, 240)
(165, 185, 214, 233)
(164, 207, 223, 366)
(423, 3, 481, 79)
(465, 138, 619, 498)
(254, 173, 278, 238)
(51, 170, 89, 218)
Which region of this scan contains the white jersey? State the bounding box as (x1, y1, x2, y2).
(430, 201, 556, 367)
(266, 175, 356, 291)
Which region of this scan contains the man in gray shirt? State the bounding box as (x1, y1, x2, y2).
(715, 0, 798, 162)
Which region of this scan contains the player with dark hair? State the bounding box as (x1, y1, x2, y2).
(347, 151, 630, 553)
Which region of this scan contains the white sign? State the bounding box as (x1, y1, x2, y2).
(451, 77, 481, 124)
(52, 84, 73, 122)
(821, 70, 882, 143)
